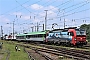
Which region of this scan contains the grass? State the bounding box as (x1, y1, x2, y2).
(0, 40, 29, 60)
(0, 49, 6, 60)
(88, 41, 90, 44)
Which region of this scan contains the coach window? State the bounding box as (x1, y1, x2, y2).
(38, 35, 40, 37)
(31, 35, 33, 38)
(26, 35, 29, 39)
(34, 35, 36, 37)
(39, 35, 40, 37)
(27, 35, 28, 38)
(35, 35, 37, 37)
(44, 34, 46, 37)
(41, 34, 42, 37)
(18, 36, 19, 39)
(32, 35, 34, 38)
(30, 35, 32, 38)
(20, 36, 21, 39)
(27, 35, 30, 39)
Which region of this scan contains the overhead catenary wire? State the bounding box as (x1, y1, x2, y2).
(47, 0, 90, 17)
(1, 0, 90, 20)
(64, 1, 90, 14)
(45, 7, 90, 21)
(58, 0, 88, 11)
(29, 0, 58, 17)
(14, 0, 48, 18)
(8, 0, 72, 19)
(8, 0, 43, 25)
(0, 0, 42, 16)
(1, 0, 90, 33)
(1, 0, 75, 21)
(61, 0, 89, 15)
(57, 7, 90, 18)
(15, 0, 31, 13)
(14, 0, 42, 18)
(53, 0, 72, 9)
(32, 2, 89, 28)
(16, 0, 71, 16)
(15, 0, 54, 18)
(36, 0, 89, 20)
(42, 0, 90, 21)
(31, 0, 72, 22)
(45, 0, 59, 6)
(74, 17, 90, 20)
(0, 0, 31, 15)
(40, 0, 89, 18)
(14, 0, 62, 25)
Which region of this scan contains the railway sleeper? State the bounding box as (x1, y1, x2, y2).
(57, 50, 90, 59)
(36, 48, 90, 60)
(35, 50, 53, 60)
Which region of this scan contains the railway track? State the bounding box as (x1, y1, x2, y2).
(6, 41, 90, 60)
(39, 44, 90, 60)
(14, 40, 90, 50)
(6, 50, 10, 60)
(24, 48, 35, 60)
(19, 44, 90, 60)
(37, 48, 90, 60)
(24, 48, 56, 60)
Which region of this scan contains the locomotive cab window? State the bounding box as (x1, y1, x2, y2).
(70, 32, 74, 36)
(68, 32, 74, 36)
(67, 32, 69, 35)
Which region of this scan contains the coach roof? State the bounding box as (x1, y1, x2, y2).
(16, 31, 46, 36)
(27, 31, 46, 35)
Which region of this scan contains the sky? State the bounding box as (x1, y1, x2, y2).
(0, 0, 90, 35)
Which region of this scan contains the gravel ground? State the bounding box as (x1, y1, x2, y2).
(26, 49, 47, 60)
(0, 55, 3, 60)
(26, 48, 60, 60)
(37, 51, 59, 60)
(0, 49, 4, 60)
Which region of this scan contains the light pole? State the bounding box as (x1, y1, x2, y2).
(63, 9, 65, 29)
(37, 22, 39, 32)
(7, 21, 15, 39)
(31, 27, 34, 32)
(1, 26, 3, 40)
(45, 10, 48, 31)
(13, 21, 15, 39)
(64, 19, 65, 29)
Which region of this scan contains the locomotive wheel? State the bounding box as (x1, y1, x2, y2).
(57, 41, 61, 46)
(77, 44, 83, 48)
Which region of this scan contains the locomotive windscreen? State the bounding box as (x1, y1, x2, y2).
(75, 29, 86, 35)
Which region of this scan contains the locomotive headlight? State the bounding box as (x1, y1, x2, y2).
(74, 38, 76, 40)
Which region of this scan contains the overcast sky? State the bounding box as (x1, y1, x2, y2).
(0, 0, 90, 35)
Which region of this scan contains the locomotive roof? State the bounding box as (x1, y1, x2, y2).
(75, 28, 85, 31)
(50, 28, 85, 32)
(50, 29, 68, 32)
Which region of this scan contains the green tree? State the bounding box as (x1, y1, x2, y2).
(80, 24, 90, 42)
